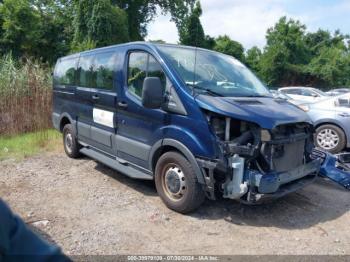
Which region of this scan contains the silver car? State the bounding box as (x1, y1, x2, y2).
(279, 87, 329, 103)
(298, 94, 350, 153)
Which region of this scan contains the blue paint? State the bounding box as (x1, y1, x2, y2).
(52, 42, 349, 207)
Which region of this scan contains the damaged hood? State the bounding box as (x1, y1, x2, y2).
(195, 95, 312, 129)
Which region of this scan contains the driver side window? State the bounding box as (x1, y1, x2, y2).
(127, 52, 166, 98)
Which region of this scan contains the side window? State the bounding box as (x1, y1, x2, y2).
(301, 89, 318, 97)
(285, 89, 300, 95)
(128, 52, 148, 97)
(54, 58, 77, 85)
(148, 56, 166, 90)
(94, 52, 115, 90)
(78, 55, 95, 88)
(127, 52, 166, 98)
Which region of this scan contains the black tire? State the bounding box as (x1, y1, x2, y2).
(155, 151, 205, 214)
(62, 124, 81, 158)
(315, 124, 346, 154)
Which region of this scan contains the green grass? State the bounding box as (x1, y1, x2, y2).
(0, 129, 62, 160)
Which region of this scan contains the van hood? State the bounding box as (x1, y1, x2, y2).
(195, 95, 312, 129)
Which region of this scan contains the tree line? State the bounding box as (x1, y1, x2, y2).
(0, 0, 349, 88)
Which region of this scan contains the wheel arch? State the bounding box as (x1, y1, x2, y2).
(149, 139, 205, 184)
(59, 113, 75, 132)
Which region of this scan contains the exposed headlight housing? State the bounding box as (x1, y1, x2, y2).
(260, 129, 271, 142)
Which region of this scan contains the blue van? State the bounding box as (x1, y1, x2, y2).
(52, 42, 321, 213)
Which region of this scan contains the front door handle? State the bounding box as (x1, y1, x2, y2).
(118, 101, 128, 109)
(92, 94, 99, 100)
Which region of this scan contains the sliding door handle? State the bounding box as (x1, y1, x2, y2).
(118, 101, 128, 109)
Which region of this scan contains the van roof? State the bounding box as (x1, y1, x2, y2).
(58, 41, 213, 61)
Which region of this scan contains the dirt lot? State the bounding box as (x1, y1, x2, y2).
(1, 150, 350, 255)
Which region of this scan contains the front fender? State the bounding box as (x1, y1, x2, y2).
(148, 125, 219, 185)
(158, 125, 217, 158)
(148, 138, 207, 184)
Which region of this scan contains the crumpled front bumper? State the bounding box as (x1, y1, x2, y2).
(198, 148, 349, 203)
(245, 159, 321, 203)
(311, 148, 350, 190)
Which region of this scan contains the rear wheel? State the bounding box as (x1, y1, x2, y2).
(155, 151, 205, 213)
(63, 124, 81, 158)
(315, 124, 346, 154)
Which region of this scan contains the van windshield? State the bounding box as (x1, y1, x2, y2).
(158, 46, 270, 97)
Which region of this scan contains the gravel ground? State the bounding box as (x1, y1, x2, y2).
(1, 151, 350, 255)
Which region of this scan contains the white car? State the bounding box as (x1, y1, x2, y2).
(278, 87, 329, 103)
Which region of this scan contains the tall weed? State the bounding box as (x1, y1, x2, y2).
(0, 54, 53, 136)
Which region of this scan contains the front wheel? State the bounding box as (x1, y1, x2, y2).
(315, 124, 346, 154)
(155, 151, 205, 213)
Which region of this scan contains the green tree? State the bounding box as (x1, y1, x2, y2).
(71, 37, 96, 53)
(265, 17, 309, 65)
(307, 46, 350, 87)
(204, 35, 216, 50)
(31, 0, 74, 62)
(113, 0, 195, 41)
(72, 0, 129, 50)
(88, 0, 129, 46)
(0, 0, 74, 62)
(305, 29, 348, 56)
(0, 0, 41, 58)
(259, 43, 290, 86)
(259, 17, 309, 86)
(245, 46, 262, 74)
(214, 35, 245, 61)
(0, 4, 4, 54)
(179, 1, 207, 48)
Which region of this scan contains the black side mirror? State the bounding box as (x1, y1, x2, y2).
(142, 77, 164, 109)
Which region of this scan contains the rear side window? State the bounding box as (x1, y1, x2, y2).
(95, 52, 115, 90)
(78, 55, 95, 88)
(127, 52, 166, 98)
(78, 52, 117, 90)
(54, 58, 77, 85)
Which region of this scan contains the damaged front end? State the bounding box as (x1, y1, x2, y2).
(199, 111, 321, 203)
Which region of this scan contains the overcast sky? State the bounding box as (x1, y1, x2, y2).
(146, 0, 350, 50)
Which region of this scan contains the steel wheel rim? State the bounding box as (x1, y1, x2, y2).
(317, 128, 339, 150)
(65, 132, 73, 154)
(161, 164, 187, 202)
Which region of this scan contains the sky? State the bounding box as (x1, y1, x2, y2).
(146, 0, 350, 50)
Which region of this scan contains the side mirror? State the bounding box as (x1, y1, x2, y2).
(142, 77, 164, 109)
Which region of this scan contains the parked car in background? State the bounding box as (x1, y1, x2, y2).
(269, 90, 302, 105)
(298, 94, 350, 153)
(270, 89, 289, 99)
(326, 88, 350, 96)
(278, 87, 329, 103)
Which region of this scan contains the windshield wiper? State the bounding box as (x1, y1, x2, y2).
(187, 83, 223, 97)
